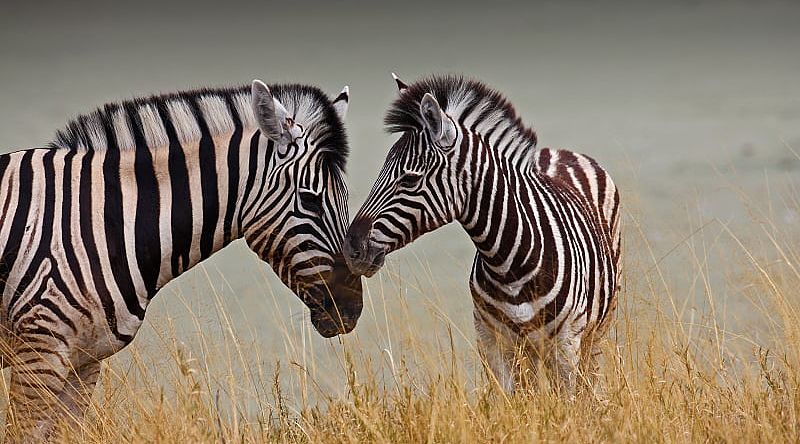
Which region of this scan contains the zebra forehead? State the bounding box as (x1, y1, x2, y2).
(49, 83, 349, 172)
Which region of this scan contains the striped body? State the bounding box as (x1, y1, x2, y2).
(0, 82, 360, 440)
(469, 146, 620, 391)
(345, 75, 621, 392)
(534, 148, 621, 265)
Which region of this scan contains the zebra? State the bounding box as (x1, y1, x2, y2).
(0, 80, 363, 440)
(344, 74, 620, 393)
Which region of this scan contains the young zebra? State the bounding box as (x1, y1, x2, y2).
(344, 74, 620, 393)
(0, 80, 363, 439)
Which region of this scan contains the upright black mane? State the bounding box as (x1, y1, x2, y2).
(384, 75, 537, 149)
(50, 83, 349, 173)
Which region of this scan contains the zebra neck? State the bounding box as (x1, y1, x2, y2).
(457, 135, 542, 283)
(145, 126, 269, 291)
(471, 115, 537, 171)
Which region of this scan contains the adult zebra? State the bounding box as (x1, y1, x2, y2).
(0, 80, 363, 440)
(344, 74, 620, 393)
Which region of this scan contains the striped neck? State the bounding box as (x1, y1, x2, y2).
(457, 131, 542, 281)
(130, 115, 267, 293)
(47, 83, 350, 302)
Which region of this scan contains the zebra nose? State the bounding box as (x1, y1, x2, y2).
(347, 234, 361, 259)
(345, 216, 373, 263)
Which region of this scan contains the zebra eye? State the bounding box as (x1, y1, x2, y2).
(299, 190, 323, 215)
(397, 172, 423, 189)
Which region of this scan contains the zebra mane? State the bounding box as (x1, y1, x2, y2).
(50, 83, 349, 172)
(385, 75, 538, 163)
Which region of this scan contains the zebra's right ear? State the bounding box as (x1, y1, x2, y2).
(391, 72, 408, 93)
(251, 79, 291, 142)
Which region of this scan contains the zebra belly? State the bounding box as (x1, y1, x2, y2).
(470, 228, 608, 343)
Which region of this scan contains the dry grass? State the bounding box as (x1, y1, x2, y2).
(3, 173, 799, 443)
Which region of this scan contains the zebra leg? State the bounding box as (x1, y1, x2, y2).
(579, 333, 603, 388)
(474, 311, 515, 392)
(553, 333, 582, 398)
(6, 339, 71, 442)
(58, 360, 102, 430)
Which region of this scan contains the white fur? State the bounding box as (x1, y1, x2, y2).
(111, 109, 135, 150)
(198, 95, 235, 137)
(166, 100, 201, 145)
(138, 104, 168, 149)
(84, 117, 107, 151)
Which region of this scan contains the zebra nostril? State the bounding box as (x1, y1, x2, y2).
(347, 234, 362, 257)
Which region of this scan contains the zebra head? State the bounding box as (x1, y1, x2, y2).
(245, 80, 362, 337)
(344, 74, 467, 277)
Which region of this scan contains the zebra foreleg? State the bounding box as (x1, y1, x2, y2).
(474, 311, 515, 392)
(57, 360, 101, 431)
(552, 333, 582, 398)
(6, 341, 71, 442)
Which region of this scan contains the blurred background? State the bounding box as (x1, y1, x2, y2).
(1, 0, 798, 411)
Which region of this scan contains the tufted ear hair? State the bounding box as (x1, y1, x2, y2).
(251, 79, 291, 142)
(391, 72, 408, 93)
(420, 93, 456, 148)
(332, 85, 349, 120)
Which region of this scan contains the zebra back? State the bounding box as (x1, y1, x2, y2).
(534, 148, 621, 265)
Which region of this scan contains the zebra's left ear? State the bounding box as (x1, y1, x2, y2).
(392, 72, 409, 93)
(251, 79, 292, 142)
(420, 93, 456, 148)
(332, 86, 349, 120)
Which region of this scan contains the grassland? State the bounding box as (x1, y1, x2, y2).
(3, 171, 799, 443)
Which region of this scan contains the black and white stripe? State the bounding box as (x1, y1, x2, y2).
(0, 80, 362, 439)
(344, 75, 620, 393)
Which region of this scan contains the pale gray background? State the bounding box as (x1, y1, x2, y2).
(1, 0, 798, 407)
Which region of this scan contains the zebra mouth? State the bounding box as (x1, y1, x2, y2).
(304, 256, 364, 338)
(361, 247, 385, 277)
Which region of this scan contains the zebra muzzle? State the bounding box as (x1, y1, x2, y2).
(305, 255, 364, 337)
(343, 218, 387, 277)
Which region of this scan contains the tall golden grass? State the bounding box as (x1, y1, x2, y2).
(2, 166, 798, 443)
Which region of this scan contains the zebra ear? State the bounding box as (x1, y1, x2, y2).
(251, 79, 291, 142)
(332, 85, 349, 120)
(420, 93, 456, 148)
(391, 72, 408, 93)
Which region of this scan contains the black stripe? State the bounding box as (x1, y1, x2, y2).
(1, 151, 35, 303)
(60, 150, 90, 299)
(156, 101, 193, 277)
(189, 98, 221, 260)
(223, 96, 243, 244)
(243, 138, 276, 223)
(125, 103, 162, 298)
(103, 145, 145, 320)
(78, 151, 134, 343)
(238, 131, 262, 231)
